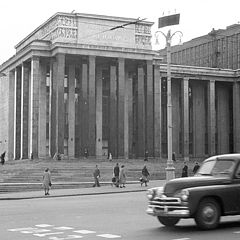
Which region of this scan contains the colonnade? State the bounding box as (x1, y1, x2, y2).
(7, 54, 240, 161)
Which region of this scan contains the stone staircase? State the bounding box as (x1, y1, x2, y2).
(0, 158, 196, 193)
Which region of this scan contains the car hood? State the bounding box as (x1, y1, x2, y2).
(164, 176, 230, 196)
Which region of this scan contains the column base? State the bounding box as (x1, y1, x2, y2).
(165, 163, 175, 181)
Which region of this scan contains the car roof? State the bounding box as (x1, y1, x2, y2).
(205, 153, 240, 162)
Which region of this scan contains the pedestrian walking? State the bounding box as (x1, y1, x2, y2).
(193, 161, 200, 175)
(181, 161, 188, 177)
(144, 150, 149, 161)
(140, 164, 150, 186)
(109, 152, 112, 161)
(0, 151, 6, 165)
(112, 162, 120, 187)
(172, 152, 176, 162)
(42, 168, 52, 196)
(93, 165, 100, 187)
(119, 165, 126, 188)
(84, 148, 89, 159)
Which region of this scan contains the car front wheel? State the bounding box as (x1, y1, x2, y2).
(157, 216, 180, 227)
(194, 198, 220, 230)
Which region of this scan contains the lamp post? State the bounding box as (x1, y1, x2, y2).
(155, 29, 183, 181)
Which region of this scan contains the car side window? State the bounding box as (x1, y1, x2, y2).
(235, 164, 240, 178)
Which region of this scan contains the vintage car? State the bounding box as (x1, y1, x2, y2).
(146, 154, 240, 230)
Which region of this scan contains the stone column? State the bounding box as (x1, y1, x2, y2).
(172, 80, 181, 156)
(49, 58, 57, 157)
(118, 58, 125, 157)
(68, 62, 76, 158)
(216, 84, 230, 154)
(96, 66, 102, 158)
(233, 81, 240, 152)
(81, 61, 89, 155)
(88, 56, 96, 156)
(21, 63, 30, 159)
(146, 60, 154, 157)
(208, 80, 216, 156)
(8, 70, 15, 160)
(127, 72, 133, 158)
(124, 71, 129, 159)
(55, 54, 65, 155)
(137, 64, 145, 157)
(154, 65, 161, 158)
(182, 77, 189, 161)
(38, 61, 47, 158)
(192, 81, 206, 157)
(29, 56, 40, 158)
(14, 67, 21, 160)
(109, 64, 117, 158)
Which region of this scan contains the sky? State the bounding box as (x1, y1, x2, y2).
(0, 0, 240, 64)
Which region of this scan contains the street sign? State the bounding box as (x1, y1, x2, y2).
(158, 14, 180, 28)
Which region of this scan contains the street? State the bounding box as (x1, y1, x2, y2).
(1, 191, 240, 240)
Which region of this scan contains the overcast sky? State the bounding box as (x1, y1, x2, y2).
(1, 0, 240, 64)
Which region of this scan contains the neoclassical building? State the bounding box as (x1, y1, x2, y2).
(0, 12, 240, 161)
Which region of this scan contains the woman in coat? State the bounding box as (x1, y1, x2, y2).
(119, 165, 126, 188)
(43, 168, 52, 195)
(181, 162, 188, 177)
(141, 164, 150, 186)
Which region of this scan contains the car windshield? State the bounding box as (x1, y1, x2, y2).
(198, 159, 235, 177)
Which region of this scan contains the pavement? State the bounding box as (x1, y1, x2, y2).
(0, 180, 166, 200)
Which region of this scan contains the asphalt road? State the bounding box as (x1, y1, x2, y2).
(1, 191, 240, 240)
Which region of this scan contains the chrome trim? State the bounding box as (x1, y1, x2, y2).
(147, 196, 190, 217)
(146, 207, 190, 217)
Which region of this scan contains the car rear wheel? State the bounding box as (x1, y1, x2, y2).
(194, 198, 220, 230)
(157, 216, 180, 227)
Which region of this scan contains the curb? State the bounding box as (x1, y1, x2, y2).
(0, 188, 147, 201)
(0, 180, 166, 201)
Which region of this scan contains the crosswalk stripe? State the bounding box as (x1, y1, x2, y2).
(97, 234, 121, 238)
(54, 227, 74, 230)
(35, 224, 54, 228)
(74, 230, 95, 234)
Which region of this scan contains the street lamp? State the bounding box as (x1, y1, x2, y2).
(155, 29, 183, 181)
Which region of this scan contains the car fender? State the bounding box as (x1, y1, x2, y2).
(185, 184, 227, 216)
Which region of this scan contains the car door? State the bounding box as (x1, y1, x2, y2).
(231, 162, 240, 213)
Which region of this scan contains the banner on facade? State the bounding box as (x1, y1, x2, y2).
(158, 13, 180, 28)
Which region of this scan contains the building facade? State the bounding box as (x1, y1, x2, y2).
(159, 24, 240, 69)
(0, 12, 161, 160)
(0, 13, 240, 161)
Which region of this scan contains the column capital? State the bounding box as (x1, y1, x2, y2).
(118, 58, 125, 64)
(32, 56, 40, 62)
(209, 79, 216, 83)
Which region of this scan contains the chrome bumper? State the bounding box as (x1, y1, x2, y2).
(146, 197, 190, 218)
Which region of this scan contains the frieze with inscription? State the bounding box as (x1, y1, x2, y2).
(38, 15, 77, 40)
(48, 27, 77, 41)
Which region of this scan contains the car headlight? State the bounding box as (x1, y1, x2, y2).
(180, 189, 189, 201)
(147, 189, 154, 200)
(146, 187, 163, 200)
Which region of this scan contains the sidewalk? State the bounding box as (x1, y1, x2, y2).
(0, 180, 166, 200)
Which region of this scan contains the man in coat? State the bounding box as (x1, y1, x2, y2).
(113, 163, 120, 187)
(93, 165, 100, 187)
